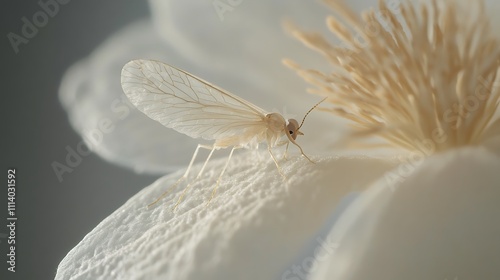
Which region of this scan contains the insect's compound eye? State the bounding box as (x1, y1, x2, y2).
(289, 130, 294, 135)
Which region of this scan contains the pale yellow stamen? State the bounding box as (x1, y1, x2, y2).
(286, 0, 500, 154)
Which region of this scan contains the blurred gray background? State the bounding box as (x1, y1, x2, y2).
(1, 1, 158, 279)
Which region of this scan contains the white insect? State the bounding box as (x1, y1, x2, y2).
(121, 59, 324, 208)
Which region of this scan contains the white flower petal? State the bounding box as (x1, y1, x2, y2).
(148, 0, 331, 74)
(55, 153, 396, 280)
(310, 147, 500, 280)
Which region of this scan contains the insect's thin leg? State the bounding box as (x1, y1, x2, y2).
(253, 148, 262, 162)
(285, 132, 315, 164)
(206, 147, 237, 206)
(148, 144, 212, 208)
(291, 139, 315, 164)
(267, 144, 286, 180)
(283, 141, 290, 160)
(147, 177, 181, 208)
(274, 140, 290, 160)
(173, 145, 217, 210)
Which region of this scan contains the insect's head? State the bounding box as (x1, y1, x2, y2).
(287, 97, 327, 141)
(286, 119, 303, 140)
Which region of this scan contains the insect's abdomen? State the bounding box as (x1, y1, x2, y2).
(215, 125, 267, 149)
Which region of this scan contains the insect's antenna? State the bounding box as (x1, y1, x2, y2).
(299, 97, 328, 129)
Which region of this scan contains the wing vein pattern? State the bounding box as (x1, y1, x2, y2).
(121, 60, 269, 142)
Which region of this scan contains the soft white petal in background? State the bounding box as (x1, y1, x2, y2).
(58, 20, 197, 173)
(148, 0, 332, 83)
(310, 147, 500, 280)
(54, 153, 397, 280)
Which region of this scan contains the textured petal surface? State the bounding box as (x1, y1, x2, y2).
(55, 153, 396, 280)
(310, 147, 500, 280)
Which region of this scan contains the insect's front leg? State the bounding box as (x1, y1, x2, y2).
(267, 144, 286, 180)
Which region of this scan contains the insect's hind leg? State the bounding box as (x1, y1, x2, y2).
(173, 144, 216, 210)
(147, 144, 214, 208)
(206, 146, 238, 206)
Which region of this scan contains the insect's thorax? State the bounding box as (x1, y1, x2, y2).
(264, 113, 287, 146)
(265, 113, 286, 132)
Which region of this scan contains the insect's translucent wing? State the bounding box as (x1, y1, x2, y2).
(121, 59, 268, 141)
